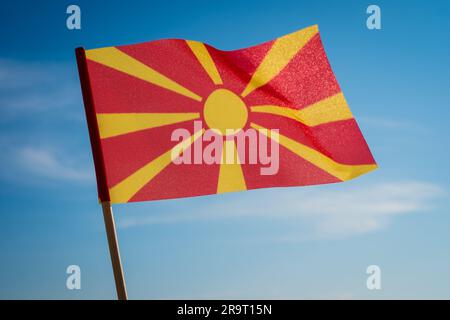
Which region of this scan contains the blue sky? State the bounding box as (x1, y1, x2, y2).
(0, 0, 450, 299)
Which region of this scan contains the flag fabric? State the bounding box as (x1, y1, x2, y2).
(76, 25, 377, 204)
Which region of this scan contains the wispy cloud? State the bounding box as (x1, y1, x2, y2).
(281, 181, 443, 240)
(0, 142, 93, 183)
(358, 115, 429, 133)
(0, 58, 81, 119)
(15, 146, 92, 182)
(117, 181, 444, 240)
(0, 58, 91, 184)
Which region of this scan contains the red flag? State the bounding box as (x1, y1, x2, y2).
(76, 25, 377, 204)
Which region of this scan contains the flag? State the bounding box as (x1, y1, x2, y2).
(76, 25, 377, 204)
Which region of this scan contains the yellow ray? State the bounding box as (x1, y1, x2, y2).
(251, 123, 377, 181)
(97, 112, 200, 139)
(217, 139, 247, 193)
(186, 40, 223, 85)
(109, 129, 204, 203)
(241, 25, 318, 97)
(250, 92, 353, 126)
(86, 47, 202, 101)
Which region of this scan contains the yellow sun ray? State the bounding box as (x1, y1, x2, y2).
(186, 40, 223, 85)
(109, 129, 205, 203)
(217, 139, 247, 193)
(86, 47, 202, 101)
(250, 92, 353, 126)
(241, 25, 318, 97)
(251, 123, 377, 181)
(97, 112, 200, 139)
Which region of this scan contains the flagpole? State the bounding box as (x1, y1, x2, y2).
(101, 201, 128, 300)
(75, 48, 128, 300)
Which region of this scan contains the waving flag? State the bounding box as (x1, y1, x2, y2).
(76, 25, 377, 204)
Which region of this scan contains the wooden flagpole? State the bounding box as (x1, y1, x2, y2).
(75, 47, 128, 300)
(101, 201, 128, 300)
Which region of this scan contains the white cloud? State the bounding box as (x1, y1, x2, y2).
(0, 58, 80, 118)
(0, 58, 90, 184)
(284, 181, 442, 240)
(117, 181, 444, 240)
(358, 115, 429, 134)
(0, 144, 93, 184)
(15, 146, 92, 182)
